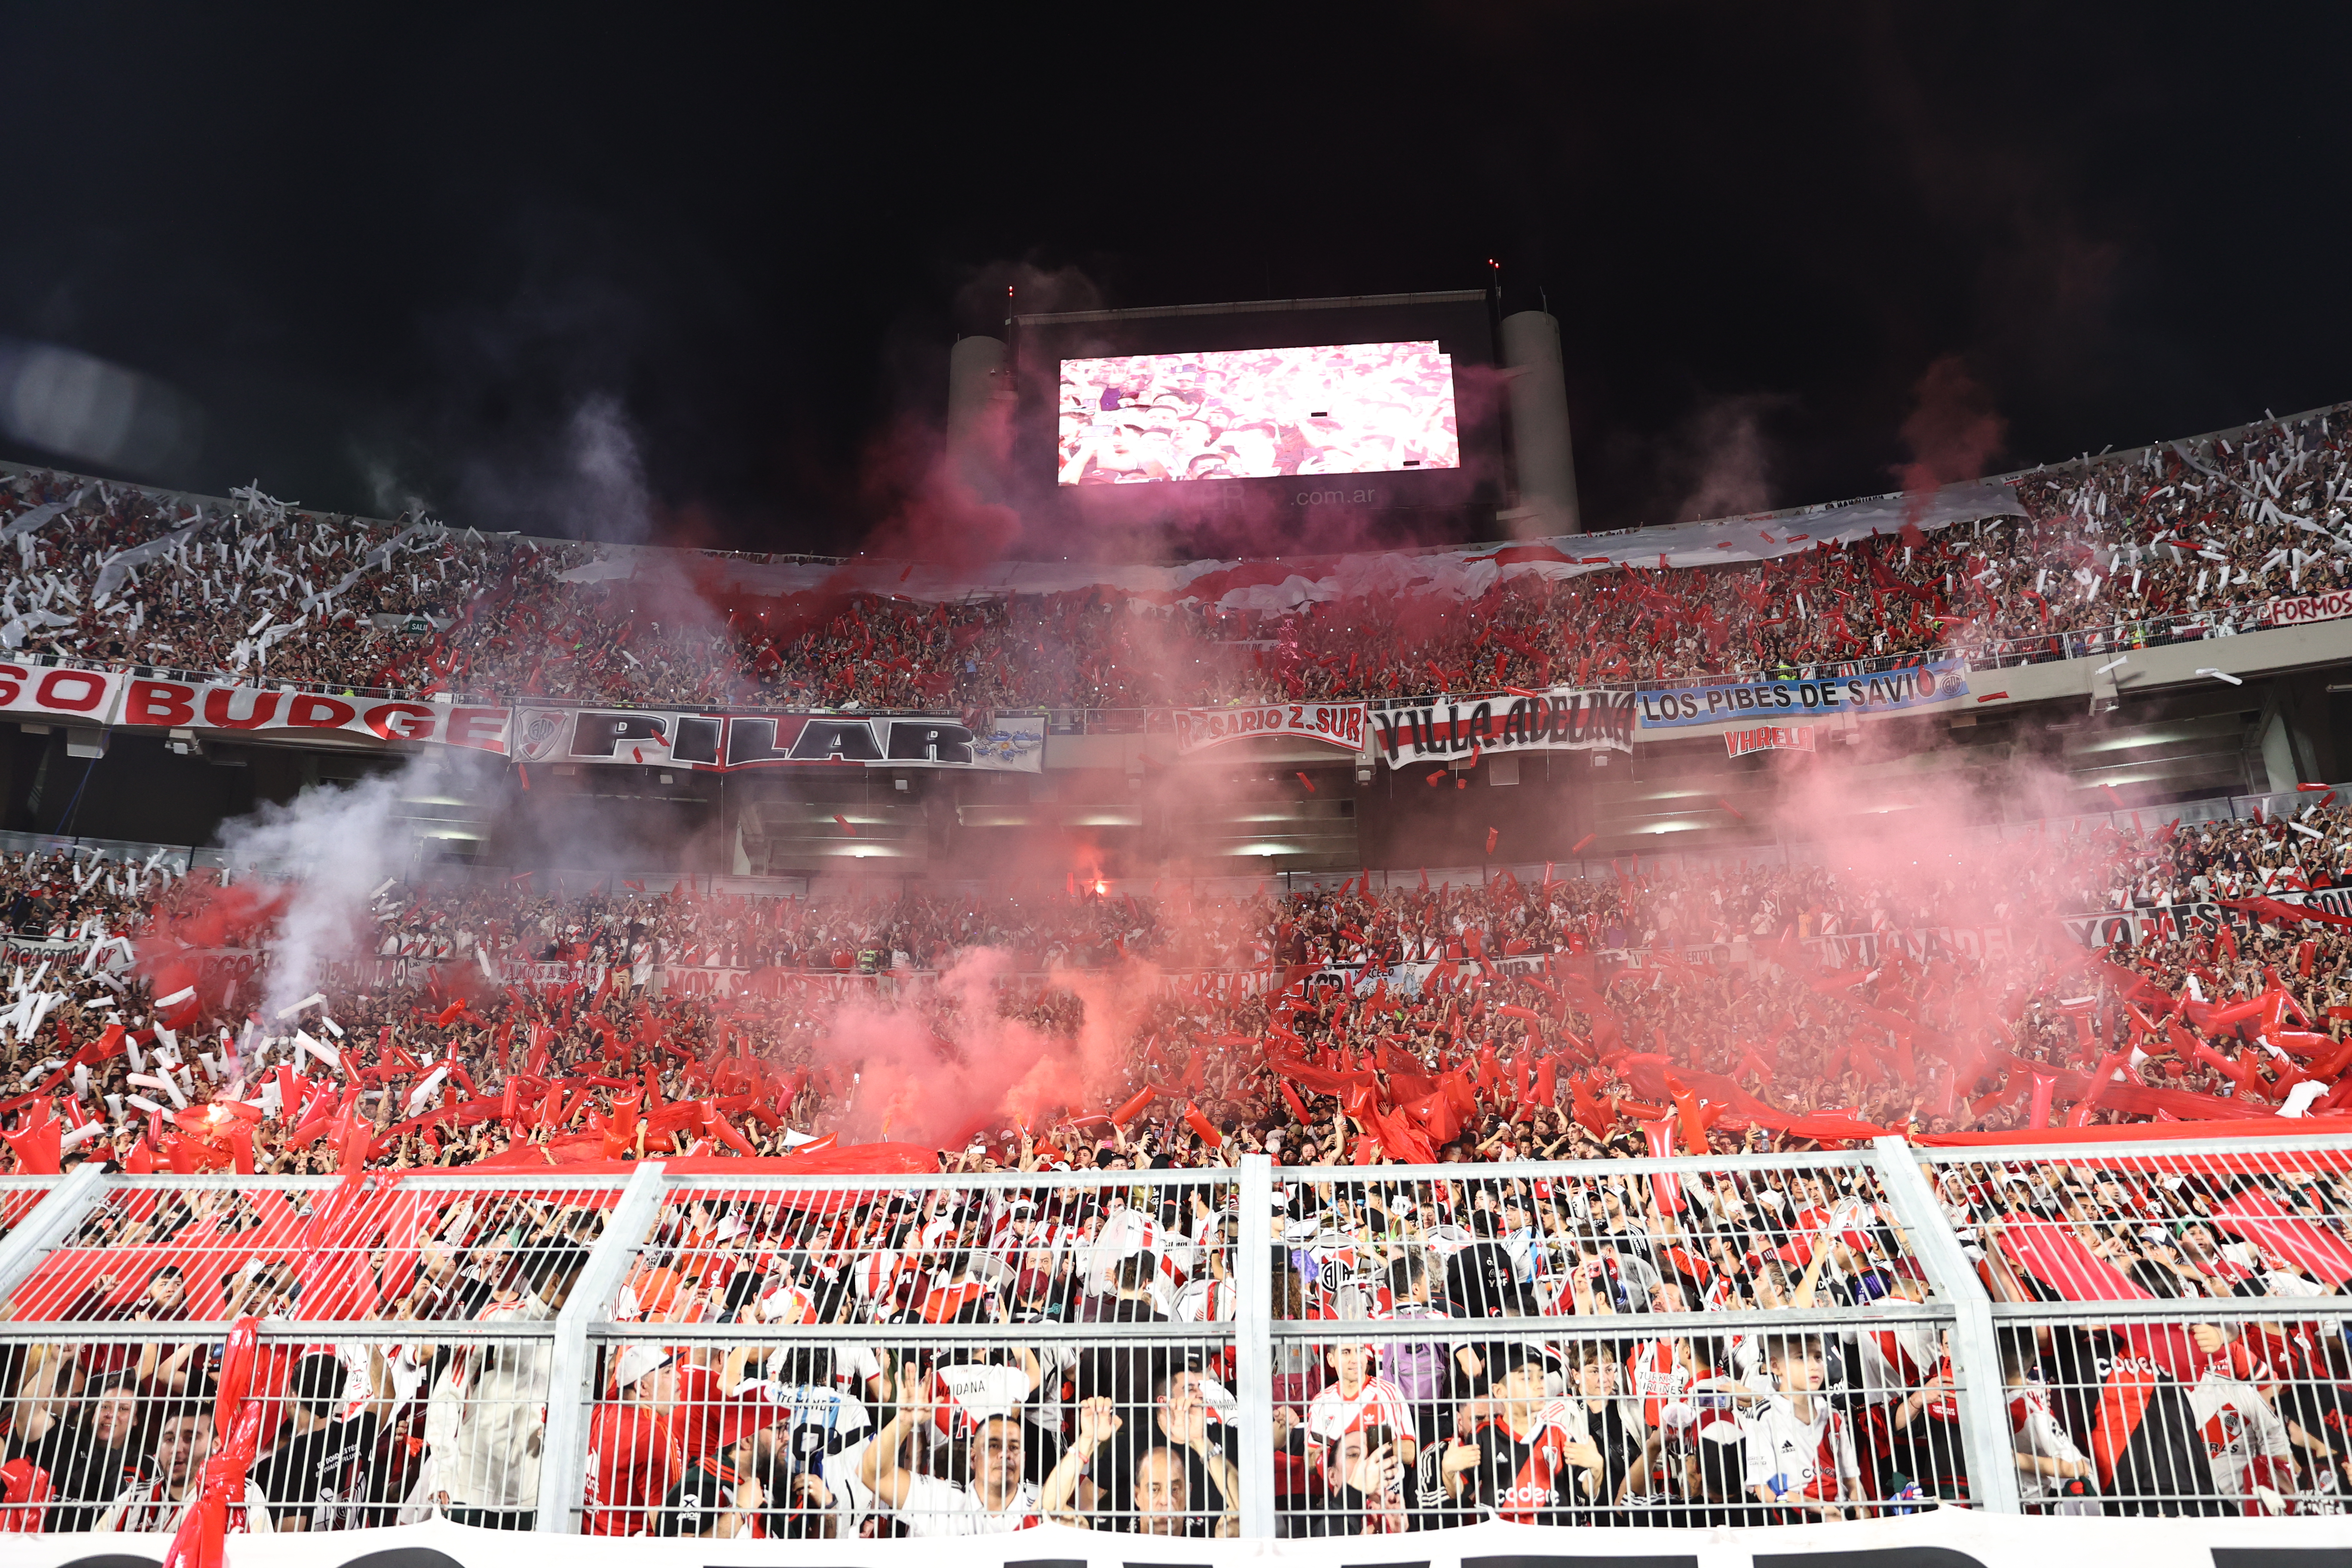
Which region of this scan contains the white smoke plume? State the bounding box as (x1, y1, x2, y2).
(214, 755, 429, 1021)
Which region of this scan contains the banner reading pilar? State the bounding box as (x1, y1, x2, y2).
(1638, 657, 1967, 729)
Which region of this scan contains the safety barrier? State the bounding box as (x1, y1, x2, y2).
(0, 1133, 2339, 1547)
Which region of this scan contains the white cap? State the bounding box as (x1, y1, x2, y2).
(759, 1284, 814, 1324)
(614, 1343, 674, 1390)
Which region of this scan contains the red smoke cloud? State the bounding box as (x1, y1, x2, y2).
(804, 947, 1161, 1149)
(1895, 354, 2006, 495)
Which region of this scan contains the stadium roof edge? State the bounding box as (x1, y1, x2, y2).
(1011, 289, 1488, 327)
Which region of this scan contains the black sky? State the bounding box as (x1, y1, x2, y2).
(3, 3, 2346, 556)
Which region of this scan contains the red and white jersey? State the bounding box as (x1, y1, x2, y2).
(2228, 1324, 2322, 1390)
(1305, 1375, 1415, 1454)
(1854, 1324, 1939, 1407)
(2190, 1372, 2296, 1513)
(95, 1477, 275, 1535)
(1174, 1277, 1237, 1323)
(1741, 1395, 1859, 1505)
(1625, 1338, 1697, 1428)
(852, 1250, 907, 1312)
(2007, 1381, 2089, 1507)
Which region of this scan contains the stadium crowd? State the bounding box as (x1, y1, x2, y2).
(4, 407, 2349, 713)
(2, 406, 2352, 1542)
(0, 797, 2340, 1533)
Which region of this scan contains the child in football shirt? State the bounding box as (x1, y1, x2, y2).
(1742, 1334, 1862, 1522)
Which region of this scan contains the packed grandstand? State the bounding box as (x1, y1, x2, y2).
(0, 407, 2346, 1548)
(2, 402, 2347, 712)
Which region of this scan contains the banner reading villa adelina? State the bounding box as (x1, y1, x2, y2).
(1368, 687, 1635, 768)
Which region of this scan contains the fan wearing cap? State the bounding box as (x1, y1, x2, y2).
(652, 1381, 781, 1540)
(1439, 1342, 1602, 1525)
(858, 1353, 1042, 1534)
(250, 1346, 392, 1532)
(585, 1343, 683, 1535)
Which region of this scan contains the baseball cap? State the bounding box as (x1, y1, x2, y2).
(614, 1343, 675, 1390)
(759, 1283, 815, 1323)
(711, 1378, 789, 1449)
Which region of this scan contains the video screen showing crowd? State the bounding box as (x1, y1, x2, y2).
(1055, 341, 1463, 485)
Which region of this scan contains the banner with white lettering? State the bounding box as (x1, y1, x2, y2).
(2260, 587, 2352, 628)
(1638, 656, 1969, 729)
(0, 663, 122, 724)
(1726, 722, 1819, 758)
(1367, 688, 1632, 768)
(1172, 702, 1367, 755)
(509, 708, 1045, 772)
(114, 677, 513, 753)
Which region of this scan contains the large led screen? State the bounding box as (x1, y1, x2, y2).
(1056, 340, 1460, 486)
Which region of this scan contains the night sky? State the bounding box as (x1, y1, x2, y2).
(4, 3, 2346, 557)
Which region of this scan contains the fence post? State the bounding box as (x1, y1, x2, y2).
(0, 1163, 107, 1304)
(535, 1162, 668, 1533)
(1869, 1138, 2020, 1513)
(1235, 1152, 1275, 1539)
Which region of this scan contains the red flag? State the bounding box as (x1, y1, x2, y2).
(1484, 827, 1499, 854)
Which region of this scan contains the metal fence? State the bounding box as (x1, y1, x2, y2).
(0, 1135, 2340, 1538)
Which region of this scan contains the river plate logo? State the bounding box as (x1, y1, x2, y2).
(513, 708, 571, 763)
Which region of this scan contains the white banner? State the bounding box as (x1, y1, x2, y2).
(2261, 586, 2352, 627)
(1173, 701, 1367, 755)
(0, 662, 121, 724)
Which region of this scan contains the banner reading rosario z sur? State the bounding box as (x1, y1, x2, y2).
(1369, 687, 1634, 768)
(1636, 657, 1969, 729)
(1172, 702, 1366, 754)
